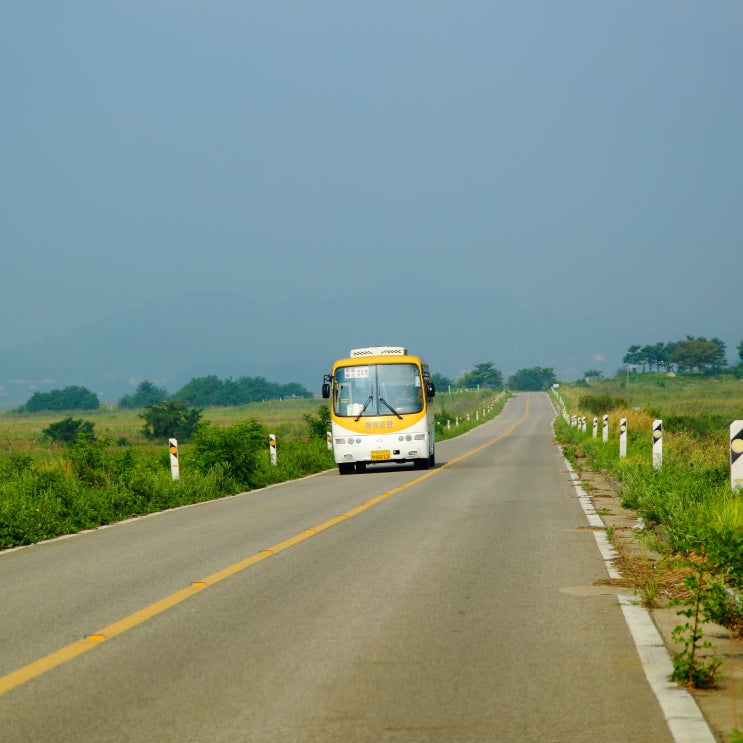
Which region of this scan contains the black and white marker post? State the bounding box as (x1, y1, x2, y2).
(730, 420, 743, 491)
(169, 438, 179, 481)
(652, 419, 662, 470)
(619, 418, 627, 458)
(269, 434, 277, 466)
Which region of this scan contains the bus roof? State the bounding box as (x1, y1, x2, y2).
(349, 346, 408, 357)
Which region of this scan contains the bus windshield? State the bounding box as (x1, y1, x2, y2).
(333, 362, 423, 417)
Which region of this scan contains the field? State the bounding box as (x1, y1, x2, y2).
(0, 389, 500, 457)
(0, 389, 504, 550)
(571, 372, 743, 423)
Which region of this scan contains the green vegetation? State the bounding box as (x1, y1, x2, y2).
(507, 366, 557, 391)
(434, 390, 509, 441)
(170, 374, 312, 407)
(140, 401, 203, 442)
(0, 389, 501, 551)
(43, 417, 96, 445)
(554, 374, 743, 687)
(431, 372, 455, 392)
(118, 380, 169, 409)
(669, 554, 723, 689)
(622, 335, 728, 374)
(18, 385, 100, 413)
(456, 362, 503, 389)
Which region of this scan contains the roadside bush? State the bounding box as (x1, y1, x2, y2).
(188, 419, 267, 490)
(304, 405, 331, 440)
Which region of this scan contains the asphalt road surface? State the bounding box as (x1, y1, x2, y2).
(0, 393, 676, 742)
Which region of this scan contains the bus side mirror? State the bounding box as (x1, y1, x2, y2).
(427, 382, 436, 400)
(322, 383, 330, 399)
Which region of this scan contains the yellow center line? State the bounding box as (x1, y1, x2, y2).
(0, 394, 530, 697)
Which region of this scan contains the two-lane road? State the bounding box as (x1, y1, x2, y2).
(1, 393, 683, 741)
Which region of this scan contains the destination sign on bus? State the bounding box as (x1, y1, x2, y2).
(343, 366, 370, 379)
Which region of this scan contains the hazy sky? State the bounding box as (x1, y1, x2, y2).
(2, 2, 742, 398)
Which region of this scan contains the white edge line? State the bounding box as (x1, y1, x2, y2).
(561, 451, 717, 743)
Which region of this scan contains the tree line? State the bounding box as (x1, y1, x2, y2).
(622, 336, 739, 375)
(119, 375, 312, 409)
(16, 375, 313, 414)
(18, 361, 562, 416)
(432, 362, 557, 392)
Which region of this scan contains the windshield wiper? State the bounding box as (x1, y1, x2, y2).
(354, 395, 374, 422)
(379, 397, 403, 419)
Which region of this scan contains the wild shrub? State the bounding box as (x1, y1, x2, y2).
(64, 436, 110, 487)
(303, 405, 331, 440)
(43, 417, 96, 446)
(660, 413, 731, 438)
(140, 401, 203, 441)
(188, 419, 267, 490)
(577, 394, 627, 415)
(669, 555, 723, 689)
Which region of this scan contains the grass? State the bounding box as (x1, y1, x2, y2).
(0, 389, 506, 550)
(555, 375, 743, 686)
(576, 372, 743, 423)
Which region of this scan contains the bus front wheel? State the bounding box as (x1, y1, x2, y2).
(338, 463, 354, 475)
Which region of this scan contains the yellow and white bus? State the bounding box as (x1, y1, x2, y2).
(322, 346, 436, 474)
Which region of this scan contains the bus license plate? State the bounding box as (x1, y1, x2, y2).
(371, 450, 390, 461)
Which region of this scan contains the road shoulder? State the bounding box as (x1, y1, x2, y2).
(566, 456, 738, 743)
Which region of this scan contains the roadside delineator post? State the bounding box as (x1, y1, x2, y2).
(169, 438, 180, 481)
(652, 420, 663, 469)
(602, 415, 609, 443)
(326, 431, 332, 450)
(619, 418, 628, 458)
(269, 434, 277, 466)
(592, 417, 598, 438)
(730, 421, 743, 491)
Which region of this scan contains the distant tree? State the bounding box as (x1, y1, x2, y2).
(43, 417, 96, 446)
(118, 380, 169, 409)
(670, 337, 724, 374)
(457, 362, 503, 389)
(431, 373, 455, 391)
(622, 345, 643, 369)
(508, 367, 557, 391)
(140, 401, 202, 441)
(171, 375, 312, 407)
(20, 386, 100, 413)
(738, 340, 743, 365)
(583, 370, 603, 380)
(624, 337, 729, 375)
(710, 337, 728, 372)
